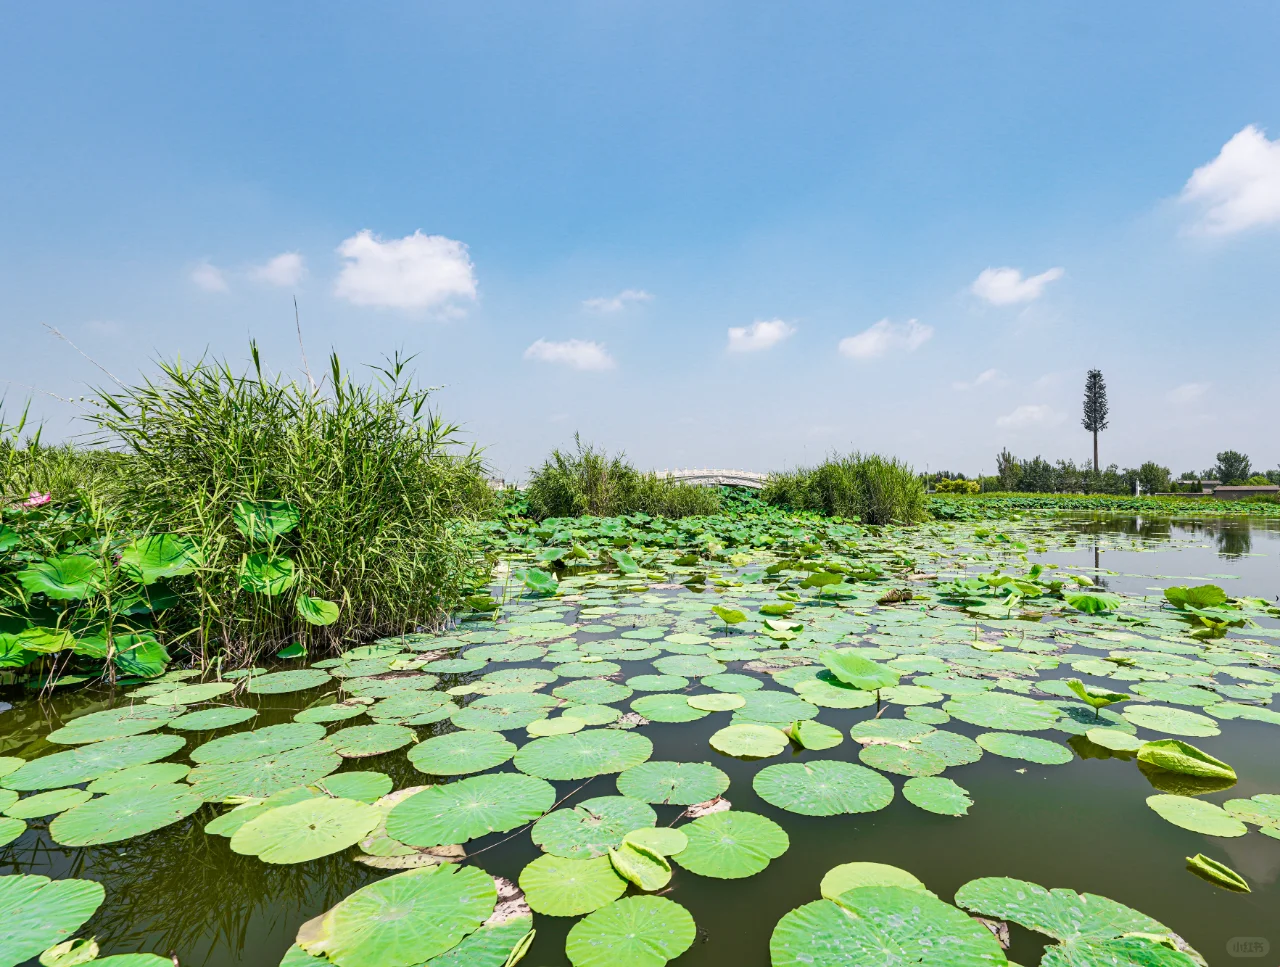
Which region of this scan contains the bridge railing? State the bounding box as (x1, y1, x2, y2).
(655, 468, 768, 489)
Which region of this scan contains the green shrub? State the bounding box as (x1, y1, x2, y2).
(934, 478, 979, 494)
(762, 452, 928, 524)
(1, 404, 126, 504)
(87, 344, 492, 663)
(525, 436, 720, 519)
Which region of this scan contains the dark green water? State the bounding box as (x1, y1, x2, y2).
(2, 514, 1278, 967)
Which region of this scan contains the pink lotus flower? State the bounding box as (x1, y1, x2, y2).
(21, 492, 52, 509)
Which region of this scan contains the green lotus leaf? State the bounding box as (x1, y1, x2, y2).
(626, 674, 689, 692)
(50, 784, 204, 846)
(1146, 794, 1246, 837)
(519, 853, 626, 916)
(300, 865, 496, 967)
(232, 500, 301, 543)
(905, 706, 951, 726)
(1065, 592, 1121, 614)
(1163, 585, 1226, 609)
(1136, 739, 1235, 780)
(4, 788, 93, 819)
(624, 826, 688, 857)
(1085, 728, 1143, 752)
(327, 724, 414, 758)
(1122, 705, 1220, 737)
(296, 595, 341, 626)
(118, 535, 203, 585)
(820, 650, 900, 691)
(424, 915, 533, 967)
(700, 673, 763, 693)
(86, 762, 191, 794)
(0, 817, 27, 846)
(902, 776, 972, 816)
(3, 734, 185, 791)
(610, 842, 671, 891)
(916, 729, 983, 766)
(38, 936, 99, 967)
(859, 743, 947, 778)
(296, 702, 366, 725)
(732, 690, 818, 726)
(386, 772, 556, 847)
(1065, 678, 1129, 711)
(976, 732, 1073, 765)
(564, 896, 695, 967)
(944, 692, 1060, 732)
(513, 730, 652, 781)
(521, 569, 558, 594)
(820, 862, 929, 900)
(239, 552, 297, 596)
(629, 693, 705, 723)
(1223, 793, 1280, 830)
(46, 705, 181, 745)
(553, 679, 633, 704)
(170, 706, 258, 731)
(143, 681, 235, 707)
(795, 679, 877, 709)
(15, 627, 76, 655)
(0, 874, 105, 967)
(753, 760, 894, 816)
(17, 555, 105, 601)
(686, 692, 745, 712)
(246, 668, 331, 694)
(409, 731, 516, 776)
(787, 720, 844, 750)
(709, 723, 789, 758)
(231, 796, 381, 863)
(187, 743, 341, 801)
(311, 771, 391, 803)
(111, 636, 170, 678)
(191, 722, 327, 765)
(710, 605, 746, 625)
(615, 761, 730, 805)
(1185, 853, 1249, 893)
(560, 704, 620, 726)
(671, 810, 788, 879)
(531, 795, 655, 859)
(652, 654, 724, 678)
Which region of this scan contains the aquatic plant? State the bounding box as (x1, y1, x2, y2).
(762, 452, 928, 525)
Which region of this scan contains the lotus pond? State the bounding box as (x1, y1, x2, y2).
(2, 512, 1279, 967)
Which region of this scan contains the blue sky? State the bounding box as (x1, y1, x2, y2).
(3, 2, 1279, 481)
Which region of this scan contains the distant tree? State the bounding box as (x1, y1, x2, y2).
(1245, 475, 1271, 486)
(1137, 462, 1171, 495)
(996, 448, 1020, 491)
(1019, 456, 1056, 493)
(1212, 450, 1252, 485)
(1081, 370, 1109, 471)
(1178, 470, 1198, 481)
(1267, 469, 1280, 486)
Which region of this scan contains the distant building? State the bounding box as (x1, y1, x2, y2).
(1210, 484, 1280, 500)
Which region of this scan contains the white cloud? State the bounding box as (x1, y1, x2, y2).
(837, 318, 933, 360)
(995, 404, 1058, 429)
(334, 230, 476, 311)
(190, 260, 228, 292)
(971, 266, 1064, 306)
(727, 319, 796, 353)
(952, 367, 1003, 391)
(583, 289, 653, 312)
(523, 338, 615, 372)
(1166, 381, 1210, 404)
(253, 252, 307, 287)
(1180, 125, 1280, 235)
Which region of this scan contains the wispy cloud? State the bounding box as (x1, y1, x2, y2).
(190, 260, 228, 293)
(253, 252, 307, 287)
(1166, 381, 1210, 404)
(523, 338, 615, 371)
(995, 404, 1059, 429)
(837, 318, 933, 360)
(727, 319, 796, 353)
(952, 368, 1004, 391)
(971, 266, 1064, 306)
(1180, 125, 1280, 236)
(583, 289, 653, 313)
(334, 230, 476, 311)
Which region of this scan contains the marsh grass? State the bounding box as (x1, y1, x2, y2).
(86, 344, 493, 663)
(525, 435, 721, 519)
(763, 452, 928, 525)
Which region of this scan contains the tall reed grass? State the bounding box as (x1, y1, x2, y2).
(762, 452, 928, 524)
(525, 436, 721, 519)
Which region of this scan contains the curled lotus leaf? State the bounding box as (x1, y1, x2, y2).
(624, 826, 688, 857)
(1136, 739, 1235, 780)
(787, 720, 844, 751)
(610, 842, 672, 891)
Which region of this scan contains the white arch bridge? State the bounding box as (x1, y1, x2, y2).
(655, 468, 768, 489)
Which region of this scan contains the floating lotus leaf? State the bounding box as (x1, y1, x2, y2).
(629, 694, 706, 723)
(819, 862, 928, 900)
(143, 682, 235, 707)
(903, 776, 972, 816)
(408, 731, 516, 776)
(976, 732, 1073, 765)
(626, 674, 688, 692)
(231, 796, 381, 863)
(451, 695, 554, 732)
(0, 759, 21, 778)
(169, 707, 258, 731)
(753, 761, 893, 816)
(299, 865, 496, 967)
(905, 706, 951, 726)
(1185, 853, 1249, 892)
(313, 771, 392, 803)
(46, 705, 181, 745)
(1145, 795, 1246, 836)
(295, 703, 366, 725)
(92, 956, 175, 967)
(386, 772, 556, 847)
(564, 896, 695, 967)
(531, 796, 656, 858)
(652, 655, 724, 678)
(372, 692, 456, 724)
(4, 789, 93, 819)
(944, 692, 1059, 732)
(187, 743, 341, 800)
(955, 876, 1195, 964)
(3, 734, 185, 791)
(50, 785, 204, 846)
(787, 720, 843, 750)
(206, 787, 320, 837)
(918, 729, 983, 766)
(859, 743, 947, 777)
(1136, 740, 1235, 780)
(733, 690, 818, 726)
(560, 704, 621, 726)
(615, 761, 730, 805)
(820, 650, 900, 691)
(672, 810, 788, 878)
(514, 730, 652, 781)
(519, 854, 626, 916)
(709, 724, 789, 758)
(849, 719, 932, 741)
(327, 724, 414, 758)
(881, 685, 945, 706)
(624, 826, 687, 856)
(1122, 705, 1220, 737)
(246, 669, 330, 694)
(0, 874, 105, 967)
(700, 673, 763, 693)
(191, 723, 327, 765)
(424, 915, 533, 967)
(610, 842, 671, 891)
(1223, 794, 1280, 829)
(554, 680, 633, 704)
(1085, 729, 1143, 752)
(687, 692, 745, 712)
(0, 817, 24, 846)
